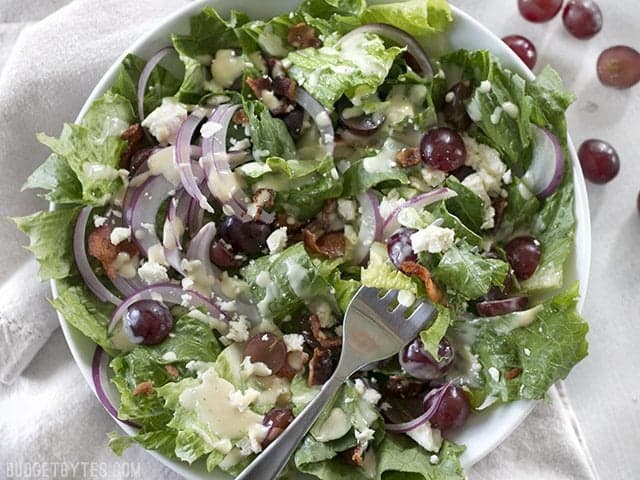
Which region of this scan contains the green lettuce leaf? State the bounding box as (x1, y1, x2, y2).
(496, 177, 540, 240)
(243, 100, 296, 159)
(286, 32, 403, 108)
(419, 305, 451, 360)
(469, 283, 588, 401)
(240, 242, 339, 322)
(241, 155, 342, 221)
(51, 276, 116, 355)
(432, 201, 482, 248)
(520, 182, 575, 292)
(110, 53, 180, 115)
(361, 242, 417, 294)
(171, 8, 248, 103)
(22, 154, 83, 204)
(81, 91, 135, 136)
(108, 430, 177, 458)
(36, 124, 126, 206)
(433, 241, 509, 300)
(444, 176, 485, 234)
(342, 158, 410, 197)
(297, 0, 366, 18)
(361, 0, 453, 37)
(12, 205, 82, 280)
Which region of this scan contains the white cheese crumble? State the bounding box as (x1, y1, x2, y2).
(445, 91, 455, 103)
(355, 427, 376, 447)
(223, 318, 250, 344)
(200, 121, 222, 139)
(337, 199, 357, 221)
(524, 348, 531, 357)
(266, 227, 288, 254)
(462, 173, 495, 230)
(430, 454, 439, 465)
(109, 227, 131, 246)
(420, 166, 447, 187)
(406, 422, 443, 452)
(147, 243, 168, 266)
(283, 333, 305, 352)
(138, 261, 169, 285)
(410, 225, 455, 254)
(112, 252, 138, 279)
(240, 357, 273, 378)
(93, 215, 108, 228)
(362, 388, 382, 406)
(141, 98, 188, 146)
(228, 388, 261, 413)
(463, 135, 507, 196)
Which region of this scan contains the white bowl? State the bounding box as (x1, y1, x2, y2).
(52, 1, 592, 477)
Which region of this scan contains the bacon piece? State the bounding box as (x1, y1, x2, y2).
(87, 225, 138, 280)
(246, 76, 273, 99)
(400, 261, 443, 304)
(288, 23, 322, 49)
(342, 446, 365, 467)
(396, 147, 422, 168)
(303, 229, 345, 259)
(232, 109, 249, 125)
(308, 347, 334, 386)
(309, 314, 342, 349)
(165, 365, 180, 378)
(504, 367, 523, 380)
(272, 76, 297, 100)
(132, 381, 154, 397)
(119, 123, 144, 170)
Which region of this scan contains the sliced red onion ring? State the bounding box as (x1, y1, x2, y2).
(166, 190, 191, 251)
(137, 47, 175, 122)
(91, 346, 140, 428)
(522, 126, 565, 199)
(73, 207, 121, 305)
(111, 275, 145, 298)
(186, 222, 221, 279)
(176, 112, 215, 212)
(339, 23, 433, 78)
(294, 87, 335, 156)
(352, 190, 383, 265)
(382, 188, 457, 238)
(107, 283, 230, 334)
(384, 381, 452, 433)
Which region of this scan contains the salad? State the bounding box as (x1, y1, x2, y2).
(14, 0, 589, 478)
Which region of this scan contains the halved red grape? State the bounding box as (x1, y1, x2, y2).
(562, 0, 603, 39)
(262, 407, 294, 448)
(578, 139, 620, 184)
(518, 0, 563, 22)
(337, 97, 386, 136)
(505, 236, 542, 281)
(443, 81, 473, 131)
(219, 216, 272, 256)
(387, 228, 418, 270)
(502, 35, 537, 70)
(210, 240, 240, 268)
(597, 46, 640, 89)
(400, 337, 455, 381)
(476, 296, 529, 317)
(423, 384, 470, 431)
(420, 127, 466, 172)
(244, 332, 287, 374)
(124, 300, 174, 345)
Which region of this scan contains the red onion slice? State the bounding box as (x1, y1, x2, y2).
(352, 190, 383, 265)
(73, 207, 121, 305)
(91, 346, 140, 428)
(137, 47, 175, 122)
(339, 23, 433, 78)
(166, 190, 191, 251)
(384, 382, 452, 433)
(107, 283, 230, 334)
(294, 87, 335, 156)
(186, 222, 221, 280)
(522, 126, 565, 199)
(382, 188, 457, 238)
(175, 112, 215, 212)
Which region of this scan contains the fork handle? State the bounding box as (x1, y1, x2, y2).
(235, 372, 347, 480)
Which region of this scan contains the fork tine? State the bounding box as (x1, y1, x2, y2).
(407, 301, 436, 324)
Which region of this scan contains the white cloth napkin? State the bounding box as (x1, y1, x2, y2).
(0, 0, 598, 478)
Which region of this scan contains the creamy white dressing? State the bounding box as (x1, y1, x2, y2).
(211, 49, 244, 88)
(148, 147, 181, 186)
(362, 138, 404, 173)
(112, 252, 138, 278)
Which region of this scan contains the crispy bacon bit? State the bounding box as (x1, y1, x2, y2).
(132, 381, 154, 397)
(342, 446, 365, 467)
(303, 229, 346, 259)
(309, 314, 342, 349)
(272, 76, 297, 100)
(288, 23, 322, 49)
(504, 367, 523, 380)
(87, 225, 138, 279)
(275, 361, 298, 381)
(232, 109, 249, 125)
(400, 261, 443, 304)
(252, 188, 275, 210)
(396, 147, 422, 168)
(165, 365, 180, 378)
(246, 76, 273, 99)
(120, 123, 144, 170)
(308, 347, 334, 386)
(246, 76, 293, 116)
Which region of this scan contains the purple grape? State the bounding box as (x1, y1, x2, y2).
(210, 240, 240, 268)
(578, 139, 620, 184)
(423, 384, 470, 431)
(244, 333, 287, 374)
(400, 337, 455, 381)
(476, 296, 529, 316)
(387, 228, 418, 269)
(502, 35, 538, 69)
(219, 216, 272, 255)
(337, 97, 385, 136)
(563, 0, 603, 39)
(420, 127, 467, 172)
(505, 236, 541, 281)
(124, 300, 173, 345)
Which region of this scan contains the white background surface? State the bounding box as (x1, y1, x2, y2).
(1, 1, 638, 479)
(451, 1, 640, 479)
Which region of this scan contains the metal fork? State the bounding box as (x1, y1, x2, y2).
(235, 287, 436, 480)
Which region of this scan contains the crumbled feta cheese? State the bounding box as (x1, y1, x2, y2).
(343, 224, 358, 245)
(266, 227, 288, 254)
(220, 272, 246, 300)
(430, 454, 439, 465)
(406, 422, 442, 452)
(463, 135, 507, 195)
(462, 173, 495, 230)
(379, 190, 405, 219)
(337, 199, 357, 221)
(228, 388, 260, 413)
(355, 427, 375, 447)
(256, 271, 270, 288)
(180, 293, 193, 307)
(138, 262, 169, 285)
(112, 252, 138, 278)
(502, 169, 513, 185)
(241, 357, 273, 378)
(313, 301, 335, 328)
(147, 243, 168, 266)
(223, 318, 250, 343)
(218, 300, 237, 312)
(93, 215, 108, 228)
(362, 388, 382, 406)
(161, 351, 177, 362)
(283, 333, 305, 352)
(421, 166, 447, 187)
(260, 90, 282, 111)
(524, 348, 531, 357)
(200, 121, 222, 139)
(141, 98, 188, 146)
(410, 225, 455, 254)
(354, 378, 367, 396)
(444, 92, 455, 103)
(397, 289, 416, 307)
(109, 227, 131, 246)
(334, 325, 343, 337)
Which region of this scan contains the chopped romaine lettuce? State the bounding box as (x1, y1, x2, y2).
(342, 157, 410, 197)
(361, 0, 453, 37)
(361, 242, 417, 294)
(444, 176, 485, 234)
(242, 100, 297, 159)
(297, 0, 366, 18)
(496, 177, 540, 240)
(419, 305, 451, 360)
